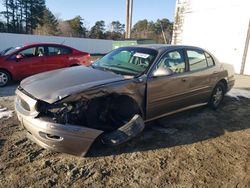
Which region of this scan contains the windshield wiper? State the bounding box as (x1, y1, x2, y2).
(107, 64, 141, 74)
(91, 64, 117, 74)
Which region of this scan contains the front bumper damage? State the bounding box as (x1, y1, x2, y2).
(15, 89, 103, 156)
(17, 115, 103, 156)
(15, 88, 144, 156)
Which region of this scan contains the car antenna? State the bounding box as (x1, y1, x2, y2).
(61, 40, 65, 45)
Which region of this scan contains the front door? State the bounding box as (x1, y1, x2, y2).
(8, 46, 45, 79)
(146, 49, 190, 120)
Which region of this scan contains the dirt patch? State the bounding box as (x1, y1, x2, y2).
(0, 90, 250, 187)
(0, 75, 250, 187)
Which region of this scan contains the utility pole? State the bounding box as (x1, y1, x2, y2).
(128, 0, 133, 38)
(240, 19, 250, 75)
(126, 0, 130, 38)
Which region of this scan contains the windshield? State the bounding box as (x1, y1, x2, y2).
(92, 47, 158, 76)
(0, 47, 21, 56)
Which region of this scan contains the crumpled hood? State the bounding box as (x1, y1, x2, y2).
(20, 66, 125, 103)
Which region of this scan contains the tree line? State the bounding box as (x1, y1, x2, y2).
(0, 0, 173, 43)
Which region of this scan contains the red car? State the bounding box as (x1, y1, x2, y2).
(0, 43, 91, 87)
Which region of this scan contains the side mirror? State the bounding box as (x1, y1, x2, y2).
(16, 54, 24, 61)
(152, 67, 172, 77)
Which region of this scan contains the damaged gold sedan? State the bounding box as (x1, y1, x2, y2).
(15, 45, 235, 156)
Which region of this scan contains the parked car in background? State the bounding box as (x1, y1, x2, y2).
(0, 43, 91, 86)
(15, 45, 235, 156)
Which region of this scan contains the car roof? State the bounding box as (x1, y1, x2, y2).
(23, 42, 70, 47)
(124, 44, 205, 53)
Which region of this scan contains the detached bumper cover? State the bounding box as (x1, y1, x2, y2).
(101, 114, 145, 146)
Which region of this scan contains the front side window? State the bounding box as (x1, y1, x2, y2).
(187, 50, 207, 71)
(92, 47, 157, 76)
(18, 47, 37, 58)
(8, 46, 45, 60)
(37, 46, 45, 56)
(157, 50, 185, 74)
(18, 46, 45, 57)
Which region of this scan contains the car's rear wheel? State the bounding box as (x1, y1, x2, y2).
(209, 82, 226, 109)
(0, 70, 11, 87)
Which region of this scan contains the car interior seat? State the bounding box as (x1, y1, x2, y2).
(38, 48, 44, 56)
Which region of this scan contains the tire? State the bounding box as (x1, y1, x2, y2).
(0, 70, 11, 87)
(209, 82, 226, 109)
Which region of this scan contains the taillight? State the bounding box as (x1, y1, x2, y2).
(84, 54, 91, 66)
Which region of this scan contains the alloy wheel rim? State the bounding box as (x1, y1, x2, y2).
(0, 72, 8, 86)
(213, 87, 223, 105)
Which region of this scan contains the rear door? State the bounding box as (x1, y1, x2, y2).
(183, 48, 217, 104)
(43, 45, 72, 71)
(146, 49, 191, 120)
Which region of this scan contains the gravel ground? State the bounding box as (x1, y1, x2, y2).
(0, 76, 250, 187)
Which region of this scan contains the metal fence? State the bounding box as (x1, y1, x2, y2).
(0, 33, 113, 54)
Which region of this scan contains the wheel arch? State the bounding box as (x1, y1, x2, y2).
(0, 68, 12, 80)
(111, 93, 145, 119)
(218, 78, 228, 92)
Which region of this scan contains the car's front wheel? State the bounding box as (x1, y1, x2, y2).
(0, 70, 11, 87)
(209, 82, 226, 109)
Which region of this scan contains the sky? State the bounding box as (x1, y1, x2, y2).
(0, 0, 176, 28)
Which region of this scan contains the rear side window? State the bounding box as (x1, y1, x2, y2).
(205, 52, 215, 67)
(60, 47, 72, 54)
(187, 50, 207, 71)
(48, 46, 72, 56)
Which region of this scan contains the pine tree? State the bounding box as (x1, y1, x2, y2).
(67, 16, 87, 37)
(89, 20, 105, 39)
(34, 8, 59, 36)
(1, 0, 46, 34)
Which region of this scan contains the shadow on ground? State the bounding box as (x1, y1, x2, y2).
(0, 139, 6, 153)
(87, 96, 250, 157)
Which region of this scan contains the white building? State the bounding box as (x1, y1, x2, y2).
(172, 0, 250, 75)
